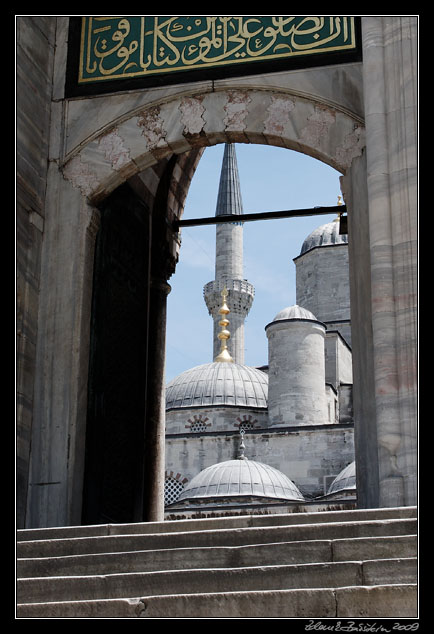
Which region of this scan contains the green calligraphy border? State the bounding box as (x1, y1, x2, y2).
(66, 17, 362, 98)
(78, 16, 357, 84)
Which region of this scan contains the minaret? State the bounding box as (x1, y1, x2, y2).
(203, 144, 254, 364)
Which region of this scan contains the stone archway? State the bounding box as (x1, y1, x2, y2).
(64, 89, 366, 522)
(28, 87, 369, 528)
(62, 89, 365, 204)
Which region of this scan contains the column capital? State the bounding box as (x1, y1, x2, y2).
(150, 277, 172, 296)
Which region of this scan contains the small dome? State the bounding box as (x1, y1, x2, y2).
(272, 304, 318, 322)
(300, 220, 348, 256)
(327, 461, 356, 495)
(166, 362, 268, 410)
(176, 458, 305, 504)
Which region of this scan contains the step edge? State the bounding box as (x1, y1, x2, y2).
(16, 582, 419, 607)
(17, 556, 418, 584)
(16, 507, 418, 541)
(17, 533, 418, 565)
(16, 517, 418, 547)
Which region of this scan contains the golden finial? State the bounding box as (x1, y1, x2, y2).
(334, 195, 344, 222)
(214, 286, 234, 363)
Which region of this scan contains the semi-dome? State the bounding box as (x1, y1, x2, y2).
(176, 458, 305, 505)
(166, 362, 268, 410)
(272, 304, 318, 322)
(300, 219, 348, 256)
(327, 461, 356, 495)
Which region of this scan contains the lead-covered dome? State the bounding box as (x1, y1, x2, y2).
(272, 304, 318, 322)
(300, 219, 348, 256)
(166, 362, 268, 410)
(175, 458, 305, 505)
(327, 461, 356, 495)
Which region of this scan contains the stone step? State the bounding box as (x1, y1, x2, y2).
(17, 534, 417, 578)
(17, 517, 417, 559)
(17, 583, 418, 619)
(16, 506, 417, 542)
(17, 557, 417, 605)
(17, 583, 417, 618)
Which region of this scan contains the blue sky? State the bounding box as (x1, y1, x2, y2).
(165, 143, 341, 383)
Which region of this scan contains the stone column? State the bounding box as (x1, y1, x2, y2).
(342, 152, 380, 509)
(142, 156, 179, 522)
(361, 17, 418, 507)
(142, 278, 171, 522)
(27, 167, 99, 528)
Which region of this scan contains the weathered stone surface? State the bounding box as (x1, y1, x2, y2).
(18, 560, 365, 604)
(16, 504, 416, 541)
(266, 319, 327, 427)
(17, 584, 418, 619)
(19, 533, 417, 580)
(18, 16, 418, 555)
(332, 534, 416, 562)
(137, 588, 337, 619)
(16, 16, 56, 529)
(361, 17, 418, 508)
(18, 517, 417, 559)
(336, 584, 417, 618)
(17, 507, 417, 618)
(17, 598, 147, 618)
(18, 539, 333, 578)
(166, 421, 355, 499)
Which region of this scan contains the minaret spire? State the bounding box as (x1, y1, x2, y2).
(215, 143, 243, 218)
(203, 143, 254, 364)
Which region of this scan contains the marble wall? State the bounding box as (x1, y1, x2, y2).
(166, 425, 355, 500)
(360, 17, 418, 507)
(16, 17, 56, 527)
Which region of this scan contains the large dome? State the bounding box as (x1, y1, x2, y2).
(166, 362, 268, 410)
(176, 458, 305, 504)
(300, 219, 348, 256)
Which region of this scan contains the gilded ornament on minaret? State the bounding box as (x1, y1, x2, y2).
(203, 144, 254, 364)
(214, 286, 234, 363)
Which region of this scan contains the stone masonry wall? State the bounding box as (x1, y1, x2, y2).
(295, 246, 351, 326)
(166, 425, 355, 500)
(16, 17, 56, 527)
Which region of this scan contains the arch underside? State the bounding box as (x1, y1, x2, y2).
(63, 89, 365, 219)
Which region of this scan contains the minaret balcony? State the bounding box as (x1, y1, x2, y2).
(203, 279, 254, 316)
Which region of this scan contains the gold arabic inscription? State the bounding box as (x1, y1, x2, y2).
(79, 16, 357, 83)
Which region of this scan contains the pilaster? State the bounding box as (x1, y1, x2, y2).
(361, 16, 418, 507)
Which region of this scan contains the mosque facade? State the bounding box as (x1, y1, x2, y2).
(164, 144, 356, 516)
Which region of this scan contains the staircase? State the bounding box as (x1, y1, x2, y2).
(17, 506, 417, 618)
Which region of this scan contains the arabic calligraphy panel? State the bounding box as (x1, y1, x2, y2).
(77, 16, 358, 84)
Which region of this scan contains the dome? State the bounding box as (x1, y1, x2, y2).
(300, 219, 348, 256)
(166, 362, 268, 410)
(272, 304, 318, 322)
(327, 461, 356, 495)
(176, 458, 305, 504)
